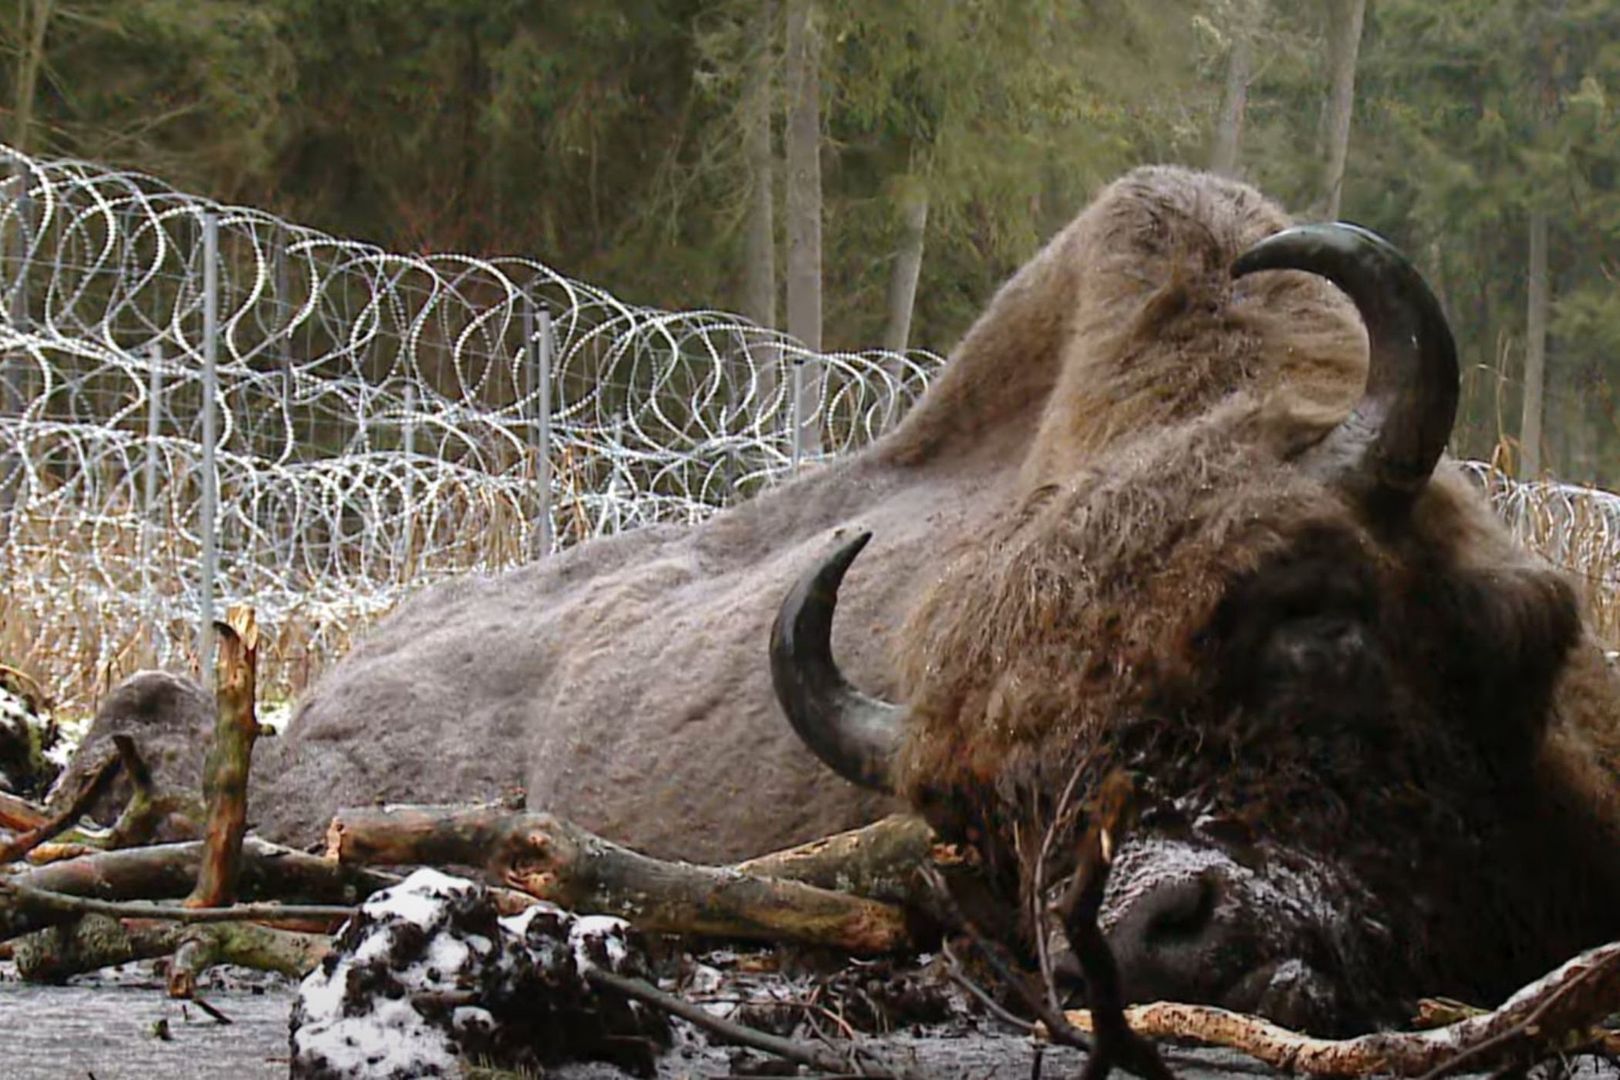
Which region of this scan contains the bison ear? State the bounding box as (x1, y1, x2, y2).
(1233, 222, 1459, 516)
(769, 532, 903, 793)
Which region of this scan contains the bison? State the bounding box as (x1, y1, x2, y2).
(105, 166, 1618, 1035)
(771, 168, 1620, 1032)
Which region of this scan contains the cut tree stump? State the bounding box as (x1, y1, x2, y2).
(326, 804, 915, 954)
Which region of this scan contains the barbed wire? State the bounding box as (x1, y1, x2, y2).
(0, 145, 940, 711)
(0, 145, 1615, 715)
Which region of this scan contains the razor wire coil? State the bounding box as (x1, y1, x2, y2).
(1, 144, 1617, 716)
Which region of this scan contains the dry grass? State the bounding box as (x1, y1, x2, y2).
(4, 463, 1617, 725)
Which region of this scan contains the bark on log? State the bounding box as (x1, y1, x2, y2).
(734, 812, 941, 904)
(1061, 940, 1620, 1077)
(326, 804, 913, 953)
(0, 837, 394, 943)
(189, 609, 263, 907)
(0, 746, 123, 863)
(13, 913, 329, 984)
(108, 732, 200, 848)
(0, 790, 48, 832)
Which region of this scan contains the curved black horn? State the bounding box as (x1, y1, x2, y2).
(770, 531, 903, 793)
(1232, 222, 1458, 512)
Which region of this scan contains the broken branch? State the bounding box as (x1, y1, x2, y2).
(1060, 941, 1620, 1077)
(326, 804, 913, 953)
(0, 745, 123, 864)
(188, 609, 263, 907)
(13, 913, 330, 984)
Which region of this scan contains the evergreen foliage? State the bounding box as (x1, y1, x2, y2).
(3, 0, 1618, 483)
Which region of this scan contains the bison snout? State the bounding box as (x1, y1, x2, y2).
(1100, 838, 1346, 1033)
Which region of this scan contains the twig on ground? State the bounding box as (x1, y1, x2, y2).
(586, 967, 918, 1078)
(187, 996, 234, 1025)
(939, 937, 1036, 1034)
(0, 746, 123, 864)
(1049, 769, 1173, 1080)
(1060, 941, 1620, 1078)
(1, 875, 354, 926)
(921, 862, 1093, 1055)
(12, 914, 330, 983)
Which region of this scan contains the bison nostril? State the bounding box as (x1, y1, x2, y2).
(1140, 873, 1218, 945)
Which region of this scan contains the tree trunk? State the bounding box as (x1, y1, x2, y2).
(741, 0, 779, 444)
(1520, 207, 1549, 478)
(784, 0, 823, 459)
(1316, 0, 1366, 219)
(1208, 18, 1254, 177)
(742, 0, 778, 333)
(881, 183, 929, 355)
(12, 0, 53, 154)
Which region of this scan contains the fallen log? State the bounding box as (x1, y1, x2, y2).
(0, 790, 49, 832)
(733, 812, 941, 904)
(327, 804, 914, 954)
(1060, 940, 1620, 1077)
(0, 836, 396, 943)
(12, 912, 330, 984)
(0, 745, 124, 864)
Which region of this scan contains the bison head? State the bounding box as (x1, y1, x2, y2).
(771, 171, 1620, 1034)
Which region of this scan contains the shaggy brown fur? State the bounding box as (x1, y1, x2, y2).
(885, 168, 1620, 1027)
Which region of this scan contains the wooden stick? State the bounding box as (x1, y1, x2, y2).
(0, 836, 395, 943)
(108, 733, 199, 848)
(13, 913, 329, 984)
(1052, 770, 1172, 1080)
(326, 804, 913, 953)
(0, 746, 124, 864)
(188, 608, 262, 907)
(0, 790, 49, 832)
(1060, 941, 1620, 1077)
(1, 876, 354, 925)
(587, 967, 915, 1078)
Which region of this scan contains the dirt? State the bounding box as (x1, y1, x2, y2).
(8, 956, 1620, 1080)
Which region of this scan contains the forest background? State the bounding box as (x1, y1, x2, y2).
(3, 0, 1618, 485)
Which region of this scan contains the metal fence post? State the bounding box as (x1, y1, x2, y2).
(141, 343, 164, 659)
(526, 294, 554, 561)
(1, 177, 33, 521)
(198, 210, 219, 684)
(790, 353, 804, 476)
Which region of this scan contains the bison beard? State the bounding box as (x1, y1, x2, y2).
(773, 168, 1620, 1033)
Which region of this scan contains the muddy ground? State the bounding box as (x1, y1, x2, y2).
(7, 956, 1619, 1080)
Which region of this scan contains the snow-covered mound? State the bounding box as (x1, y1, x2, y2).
(290, 868, 669, 1078)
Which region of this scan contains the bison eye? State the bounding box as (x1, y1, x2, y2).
(1256, 614, 1375, 690)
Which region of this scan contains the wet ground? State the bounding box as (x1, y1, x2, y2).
(1, 965, 293, 1079)
(8, 957, 1620, 1080)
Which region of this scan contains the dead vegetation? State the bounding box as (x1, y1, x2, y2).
(5, 611, 1620, 1079)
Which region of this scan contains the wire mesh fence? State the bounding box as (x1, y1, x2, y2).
(1, 145, 1616, 718)
(0, 145, 939, 713)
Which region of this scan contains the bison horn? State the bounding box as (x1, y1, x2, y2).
(770, 531, 903, 793)
(1232, 222, 1459, 512)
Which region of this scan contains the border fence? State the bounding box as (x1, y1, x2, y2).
(1, 145, 1617, 717)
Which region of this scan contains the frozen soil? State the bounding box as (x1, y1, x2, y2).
(7, 953, 1620, 1080)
